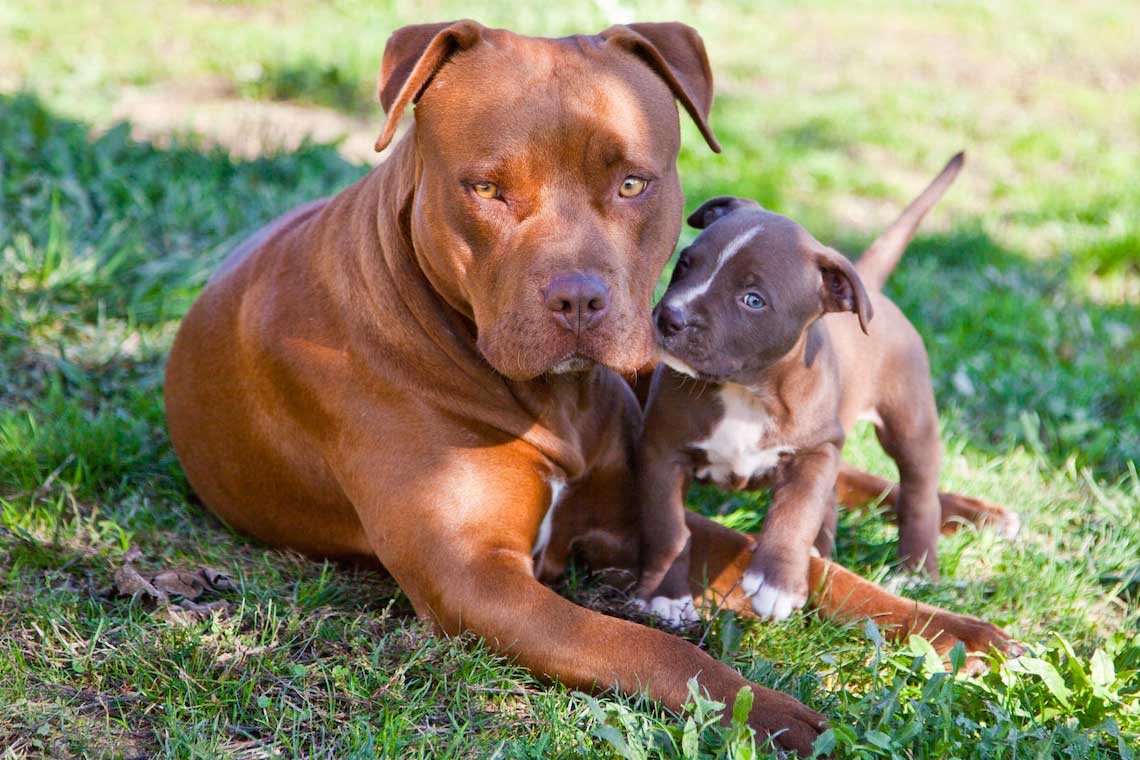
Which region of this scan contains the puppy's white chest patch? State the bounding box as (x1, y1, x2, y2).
(694, 384, 792, 488)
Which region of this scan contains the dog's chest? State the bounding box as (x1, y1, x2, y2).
(692, 384, 792, 490)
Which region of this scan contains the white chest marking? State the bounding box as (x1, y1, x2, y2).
(672, 225, 763, 308)
(532, 478, 565, 565)
(694, 384, 792, 488)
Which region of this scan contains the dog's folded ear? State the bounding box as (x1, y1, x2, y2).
(375, 20, 486, 152)
(687, 196, 762, 229)
(816, 247, 873, 334)
(601, 22, 721, 153)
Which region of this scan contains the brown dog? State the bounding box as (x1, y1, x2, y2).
(636, 154, 1020, 626)
(166, 22, 1017, 754)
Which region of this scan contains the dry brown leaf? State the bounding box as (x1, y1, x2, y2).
(151, 570, 210, 599)
(112, 560, 235, 620)
(112, 564, 167, 602)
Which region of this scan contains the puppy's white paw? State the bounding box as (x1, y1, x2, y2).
(634, 595, 700, 627)
(741, 572, 806, 622)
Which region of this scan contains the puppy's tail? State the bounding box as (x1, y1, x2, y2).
(855, 151, 964, 291)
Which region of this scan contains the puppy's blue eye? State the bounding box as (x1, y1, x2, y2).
(742, 292, 766, 310)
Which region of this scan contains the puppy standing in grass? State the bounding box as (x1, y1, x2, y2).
(636, 154, 1020, 625)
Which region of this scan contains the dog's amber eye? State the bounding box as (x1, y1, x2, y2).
(473, 182, 499, 199)
(619, 176, 648, 198)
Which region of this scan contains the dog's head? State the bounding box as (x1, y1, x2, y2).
(653, 196, 872, 385)
(375, 20, 720, 380)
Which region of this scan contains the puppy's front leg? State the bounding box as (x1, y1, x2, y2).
(635, 440, 698, 626)
(744, 443, 841, 621)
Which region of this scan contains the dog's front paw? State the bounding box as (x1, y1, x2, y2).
(933, 613, 1027, 675)
(741, 549, 809, 622)
(748, 684, 828, 756)
(633, 594, 700, 627)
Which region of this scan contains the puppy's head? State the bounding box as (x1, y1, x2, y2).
(375, 21, 720, 381)
(653, 196, 871, 384)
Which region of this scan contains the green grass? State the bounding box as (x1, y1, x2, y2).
(2, 1, 1139, 757)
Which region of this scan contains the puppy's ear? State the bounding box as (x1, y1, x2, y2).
(602, 22, 721, 152)
(816, 247, 873, 334)
(687, 196, 762, 229)
(375, 20, 485, 152)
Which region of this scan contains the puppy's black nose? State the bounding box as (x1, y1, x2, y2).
(656, 303, 688, 337)
(544, 272, 610, 334)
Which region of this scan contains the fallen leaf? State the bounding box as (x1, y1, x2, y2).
(113, 564, 167, 602)
(112, 559, 236, 619)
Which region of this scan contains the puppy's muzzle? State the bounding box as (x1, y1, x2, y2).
(655, 303, 689, 337)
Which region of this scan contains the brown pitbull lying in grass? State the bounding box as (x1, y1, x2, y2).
(166, 20, 1018, 754)
(636, 153, 1021, 627)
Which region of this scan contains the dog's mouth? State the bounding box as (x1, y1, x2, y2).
(548, 353, 596, 375)
(475, 301, 656, 381)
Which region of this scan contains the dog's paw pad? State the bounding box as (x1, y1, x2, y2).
(636, 595, 699, 627)
(742, 572, 806, 622)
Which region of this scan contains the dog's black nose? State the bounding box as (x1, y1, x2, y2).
(544, 272, 610, 334)
(656, 303, 688, 337)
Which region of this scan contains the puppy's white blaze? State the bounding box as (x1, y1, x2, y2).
(532, 477, 566, 571)
(672, 224, 763, 308)
(643, 595, 699, 627)
(660, 352, 699, 378)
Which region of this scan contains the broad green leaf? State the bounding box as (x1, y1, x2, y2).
(865, 618, 884, 648)
(812, 729, 838, 757)
(1054, 634, 1091, 690)
(908, 634, 944, 677)
(949, 641, 967, 675)
(865, 729, 893, 749)
(1006, 656, 1072, 705)
(732, 685, 753, 726)
(682, 716, 698, 759)
(594, 725, 635, 760)
(1091, 648, 1116, 688)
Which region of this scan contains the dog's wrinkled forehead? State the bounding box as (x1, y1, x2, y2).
(418, 39, 680, 173)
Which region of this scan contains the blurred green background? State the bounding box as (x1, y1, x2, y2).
(2, 1, 1138, 758)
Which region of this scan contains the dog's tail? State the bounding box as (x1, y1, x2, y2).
(855, 151, 964, 291)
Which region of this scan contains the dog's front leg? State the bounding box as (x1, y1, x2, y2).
(333, 444, 825, 756)
(634, 439, 699, 626)
(744, 443, 841, 621)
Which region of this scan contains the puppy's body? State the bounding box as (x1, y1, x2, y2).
(637, 154, 1018, 624)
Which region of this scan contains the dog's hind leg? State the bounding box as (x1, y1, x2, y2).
(871, 395, 944, 577)
(835, 464, 1019, 538)
(683, 510, 1023, 673)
